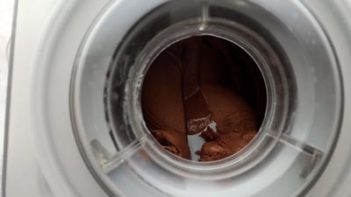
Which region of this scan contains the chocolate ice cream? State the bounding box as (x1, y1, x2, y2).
(142, 36, 261, 161)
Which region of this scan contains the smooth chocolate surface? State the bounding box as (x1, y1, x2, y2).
(182, 37, 213, 135)
(142, 47, 191, 159)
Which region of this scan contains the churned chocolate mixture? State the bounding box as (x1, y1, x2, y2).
(142, 36, 264, 161)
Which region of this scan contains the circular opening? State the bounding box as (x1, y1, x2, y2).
(141, 35, 266, 162)
(105, 17, 290, 175)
